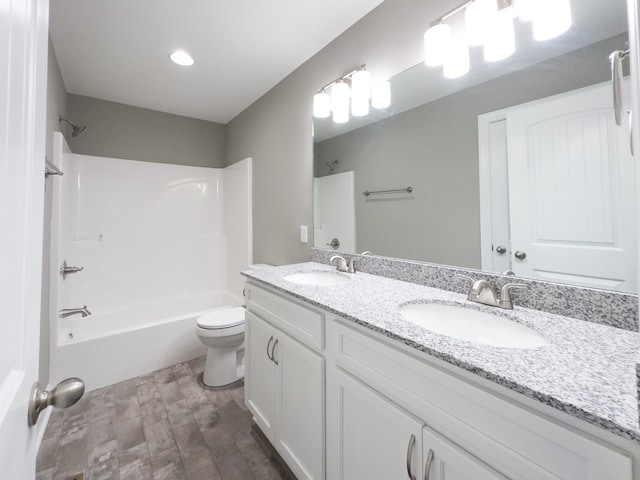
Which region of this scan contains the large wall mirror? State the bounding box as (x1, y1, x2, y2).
(313, 0, 637, 293)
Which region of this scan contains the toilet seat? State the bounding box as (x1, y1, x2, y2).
(196, 306, 245, 330)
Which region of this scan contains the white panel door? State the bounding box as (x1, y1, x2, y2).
(0, 0, 48, 476)
(507, 82, 637, 291)
(313, 171, 356, 253)
(326, 366, 424, 480)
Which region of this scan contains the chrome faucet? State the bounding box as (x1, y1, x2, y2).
(456, 274, 525, 310)
(330, 255, 356, 274)
(59, 306, 91, 318)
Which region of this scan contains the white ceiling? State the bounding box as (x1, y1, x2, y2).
(49, 0, 385, 124)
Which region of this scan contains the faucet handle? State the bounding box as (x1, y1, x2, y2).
(347, 258, 356, 274)
(499, 283, 526, 309)
(454, 273, 475, 286)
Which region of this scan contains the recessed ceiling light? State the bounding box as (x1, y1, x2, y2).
(169, 50, 194, 66)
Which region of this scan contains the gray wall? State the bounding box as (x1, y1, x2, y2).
(313, 36, 622, 268)
(41, 38, 68, 386)
(67, 94, 227, 167)
(226, 0, 450, 265)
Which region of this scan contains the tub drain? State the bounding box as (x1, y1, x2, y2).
(68, 333, 74, 339)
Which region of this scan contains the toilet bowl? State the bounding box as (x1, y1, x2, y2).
(195, 306, 245, 387)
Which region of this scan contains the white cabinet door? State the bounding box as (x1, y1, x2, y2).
(245, 311, 277, 438)
(422, 426, 508, 480)
(245, 309, 324, 480)
(326, 366, 424, 480)
(276, 330, 324, 480)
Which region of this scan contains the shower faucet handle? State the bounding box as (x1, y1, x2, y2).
(61, 260, 84, 280)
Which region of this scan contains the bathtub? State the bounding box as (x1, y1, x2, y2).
(51, 291, 243, 392)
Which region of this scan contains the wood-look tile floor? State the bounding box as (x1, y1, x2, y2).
(36, 356, 297, 480)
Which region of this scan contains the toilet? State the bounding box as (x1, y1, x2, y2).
(195, 264, 271, 387)
(195, 306, 246, 387)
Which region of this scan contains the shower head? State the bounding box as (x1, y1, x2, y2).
(58, 115, 88, 137)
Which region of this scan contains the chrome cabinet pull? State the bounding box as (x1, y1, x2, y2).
(610, 49, 629, 126)
(495, 245, 507, 254)
(266, 335, 274, 361)
(406, 434, 416, 480)
(424, 448, 435, 480)
(271, 338, 279, 365)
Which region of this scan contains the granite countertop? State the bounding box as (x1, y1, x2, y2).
(242, 262, 640, 443)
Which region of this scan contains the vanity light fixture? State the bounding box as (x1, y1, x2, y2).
(331, 80, 350, 123)
(313, 89, 331, 118)
(312, 65, 391, 123)
(169, 50, 195, 66)
(424, 0, 572, 78)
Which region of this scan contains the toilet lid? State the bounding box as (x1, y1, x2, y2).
(197, 306, 245, 329)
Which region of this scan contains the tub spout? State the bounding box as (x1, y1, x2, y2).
(59, 306, 91, 318)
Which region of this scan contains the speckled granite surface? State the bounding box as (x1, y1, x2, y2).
(242, 262, 640, 443)
(312, 248, 639, 332)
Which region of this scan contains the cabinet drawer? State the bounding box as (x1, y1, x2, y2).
(246, 282, 324, 351)
(327, 318, 632, 480)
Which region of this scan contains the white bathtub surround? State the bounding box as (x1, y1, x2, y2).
(49, 133, 251, 391)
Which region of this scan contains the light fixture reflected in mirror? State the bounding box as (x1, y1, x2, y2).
(351, 69, 372, 117)
(371, 81, 391, 109)
(484, 8, 516, 62)
(465, 0, 497, 46)
(444, 23, 470, 78)
(313, 65, 391, 124)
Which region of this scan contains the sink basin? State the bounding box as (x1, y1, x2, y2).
(284, 271, 352, 286)
(399, 303, 547, 349)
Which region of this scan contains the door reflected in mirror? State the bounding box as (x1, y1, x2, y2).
(313, 0, 636, 293)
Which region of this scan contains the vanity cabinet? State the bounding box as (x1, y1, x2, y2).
(327, 366, 507, 480)
(244, 283, 325, 480)
(244, 280, 635, 480)
(326, 318, 633, 480)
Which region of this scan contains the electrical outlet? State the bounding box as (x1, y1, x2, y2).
(300, 226, 308, 243)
